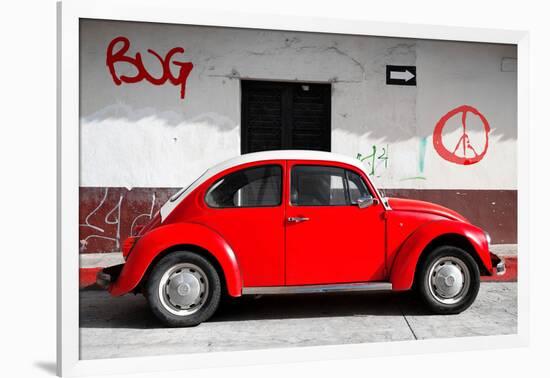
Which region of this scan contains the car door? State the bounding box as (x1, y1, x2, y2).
(285, 161, 386, 285)
(196, 162, 286, 287)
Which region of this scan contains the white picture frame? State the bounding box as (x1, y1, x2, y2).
(57, 0, 529, 376)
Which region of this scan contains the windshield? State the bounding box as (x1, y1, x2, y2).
(366, 174, 389, 207)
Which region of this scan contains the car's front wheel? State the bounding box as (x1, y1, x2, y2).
(145, 251, 221, 327)
(417, 246, 480, 314)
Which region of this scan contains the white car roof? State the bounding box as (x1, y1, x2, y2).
(160, 150, 371, 221)
(209, 150, 367, 175)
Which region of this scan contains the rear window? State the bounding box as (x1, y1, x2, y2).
(205, 165, 282, 208)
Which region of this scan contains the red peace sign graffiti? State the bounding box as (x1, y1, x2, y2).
(433, 105, 491, 165)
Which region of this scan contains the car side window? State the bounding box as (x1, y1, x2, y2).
(291, 166, 348, 206)
(346, 170, 371, 204)
(291, 165, 373, 206)
(205, 165, 282, 208)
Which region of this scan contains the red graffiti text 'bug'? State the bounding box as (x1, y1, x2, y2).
(106, 36, 194, 99)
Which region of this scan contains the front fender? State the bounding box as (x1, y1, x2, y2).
(389, 219, 491, 290)
(109, 222, 243, 297)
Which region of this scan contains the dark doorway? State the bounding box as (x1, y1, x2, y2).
(241, 80, 331, 154)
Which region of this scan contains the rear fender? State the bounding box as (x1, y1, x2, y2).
(389, 220, 491, 290)
(109, 223, 242, 297)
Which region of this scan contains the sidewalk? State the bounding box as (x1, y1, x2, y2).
(79, 282, 517, 359)
(79, 244, 518, 289)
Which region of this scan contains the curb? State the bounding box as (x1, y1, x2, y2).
(80, 253, 124, 289)
(80, 267, 103, 289)
(79, 247, 518, 289)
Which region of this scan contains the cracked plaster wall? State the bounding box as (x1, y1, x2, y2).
(80, 19, 517, 190)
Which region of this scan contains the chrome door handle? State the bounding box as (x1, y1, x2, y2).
(287, 216, 310, 223)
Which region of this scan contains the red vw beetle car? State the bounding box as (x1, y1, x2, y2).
(97, 150, 505, 327)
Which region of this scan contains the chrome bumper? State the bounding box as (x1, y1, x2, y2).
(96, 271, 111, 289)
(495, 259, 506, 275)
(490, 252, 506, 276)
(96, 264, 124, 289)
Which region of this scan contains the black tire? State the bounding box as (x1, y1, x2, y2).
(416, 246, 480, 314)
(146, 251, 221, 327)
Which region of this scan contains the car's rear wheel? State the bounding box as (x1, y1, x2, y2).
(146, 251, 221, 327)
(417, 246, 480, 314)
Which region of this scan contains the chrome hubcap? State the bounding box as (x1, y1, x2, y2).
(428, 256, 470, 304)
(158, 263, 209, 316)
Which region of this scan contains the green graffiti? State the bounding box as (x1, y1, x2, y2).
(400, 137, 428, 181)
(418, 136, 427, 174)
(399, 176, 427, 182)
(357, 139, 428, 181)
(356, 144, 389, 177)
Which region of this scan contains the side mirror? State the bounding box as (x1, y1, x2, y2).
(357, 195, 376, 209)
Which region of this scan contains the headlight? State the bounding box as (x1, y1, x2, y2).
(484, 231, 491, 246)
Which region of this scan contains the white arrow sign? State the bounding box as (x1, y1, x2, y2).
(390, 70, 415, 82)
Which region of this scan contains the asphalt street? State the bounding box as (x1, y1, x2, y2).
(79, 282, 517, 360)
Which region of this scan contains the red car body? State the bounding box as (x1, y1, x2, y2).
(102, 150, 500, 301)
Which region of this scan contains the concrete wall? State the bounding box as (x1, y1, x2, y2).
(79, 19, 517, 252)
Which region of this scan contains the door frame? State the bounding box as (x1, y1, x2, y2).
(240, 79, 332, 154)
(283, 159, 387, 285)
